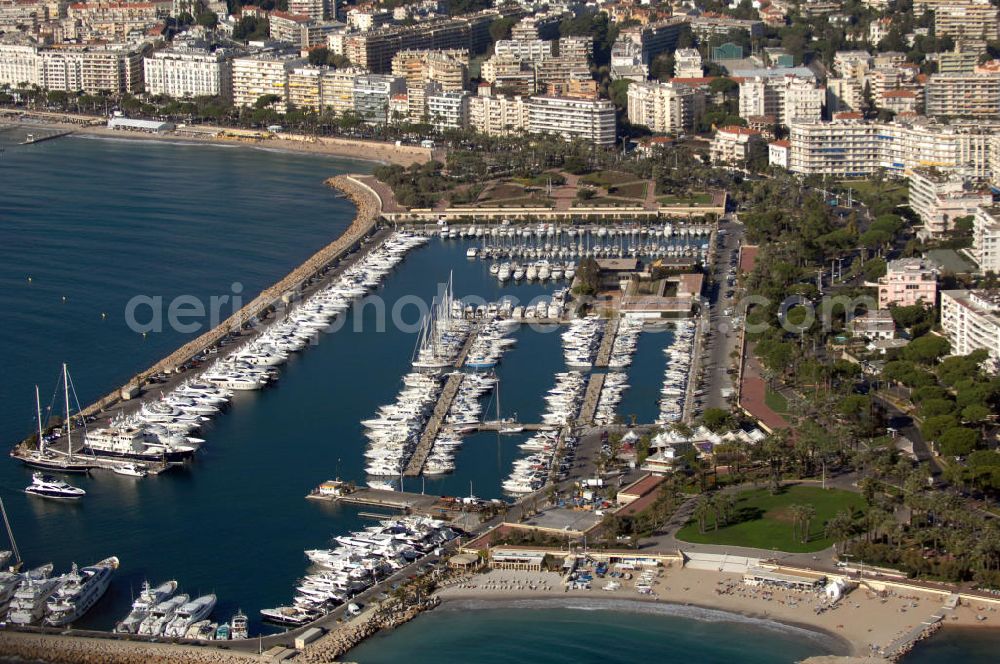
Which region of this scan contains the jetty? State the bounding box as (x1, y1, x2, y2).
(20, 128, 73, 145)
(307, 486, 440, 511)
(576, 373, 606, 426)
(593, 316, 620, 368)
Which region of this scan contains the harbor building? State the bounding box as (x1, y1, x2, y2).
(940, 289, 1000, 371)
(972, 206, 1000, 273)
(353, 74, 407, 124)
(525, 95, 616, 146)
(626, 81, 705, 134)
(710, 126, 763, 166)
(877, 258, 938, 309)
(907, 167, 992, 238)
(231, 54, 306, 110)
(143, 44, 233, 101)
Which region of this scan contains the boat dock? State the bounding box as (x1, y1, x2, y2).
(594, 316, 620, 368)
(20, 128, 73, 145)
(474, 422, 555, 432)
(307, 487, 440, 512)
(402, 324, 483, 477)
(576, 373, 606, 426)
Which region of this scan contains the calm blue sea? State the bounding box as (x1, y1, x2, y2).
(0, 133, 993, 661)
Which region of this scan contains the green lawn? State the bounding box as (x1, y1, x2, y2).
(579, 170, 638, 187)
(658, 192, 713, 206)
(608, 181, 648, 199)
(676, 485, 865, 553)
(764, 387, 789, 414)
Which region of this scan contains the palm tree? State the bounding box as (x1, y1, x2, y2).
(789, 504, 805, 543)
(800, 504, 817, 544)
(694, 496, 712, 534)
(825, 510, 855, 555)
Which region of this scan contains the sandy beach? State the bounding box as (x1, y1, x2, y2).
(435, 567, 998, 660)
(2, 111, 433, 166)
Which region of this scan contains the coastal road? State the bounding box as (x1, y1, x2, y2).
(702, 216, 745, 412)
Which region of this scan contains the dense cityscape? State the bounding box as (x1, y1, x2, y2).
(1, 0, 1000, 662)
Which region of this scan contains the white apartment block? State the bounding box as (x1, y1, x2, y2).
(494, 39, 553, 62)
(925, 72, 1000, 117)
(738, 75, 823, 126)
(467, 91, 529, 136)
(0, 43, 145, 94)
(526, 96, 616, 146)
(391, 49, 468, 92)
(673, 48, 703, 78)
(972, 206, 1000, 273)
(559, 36, 592, 63)
(144, 47, 233, 100)
(319, 66, 365, 115)
(940, 289, 1000, 371)
(710, 126, 763, 166)
(232, 54, 306, 110)
(626, 81, 704, 134)
(353, 74, 406, 124)
(787, 119, 992, 177)
(907, 167, 993, 237)
(426, 90, 469, 130)
(288, 0, 331, 21)
(287, 65, 322, 111)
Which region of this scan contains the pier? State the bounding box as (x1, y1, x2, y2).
(20, 128, 73, 145)
(307, 486, 440, 512)
(576, 373, 606, 426)
(593, 316, 620, 368)
(402, 323, 482, 477)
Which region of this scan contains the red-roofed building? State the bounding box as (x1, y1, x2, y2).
(882, 88, 920, 115)
(768, 138, 790, 168)
(616, 474, 666, 506)
(710, 125, 763, 165)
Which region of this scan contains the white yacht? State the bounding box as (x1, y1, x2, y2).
(45, 557, 119, 626)
(24, 473, 85, 500)
(164, 594, 217, 637)
(7, 573, 68, 625)
(115, 580, 178, 633)
(112, 462, 148, 477)
(138, 593, 189, 635)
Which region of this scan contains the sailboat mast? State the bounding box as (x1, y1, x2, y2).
(35, 385, 45, 455)
(0, 497, 21, 567)
(63, 363, 73, 461)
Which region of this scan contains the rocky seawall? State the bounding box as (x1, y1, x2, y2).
(299, 596, 441, 663)
(0, 632, 260, 664)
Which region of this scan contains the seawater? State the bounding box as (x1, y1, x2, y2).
(347, 601, 842, 663)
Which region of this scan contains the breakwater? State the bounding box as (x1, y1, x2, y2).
(299, 596, 441, 663)
(13, 174, 382, 451)
(0, 631, 261, 664)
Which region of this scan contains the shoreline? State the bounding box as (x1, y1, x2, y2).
(421, 567, 999, 662)
(434, 594, 854, 655)
(2, 111, 433, 166)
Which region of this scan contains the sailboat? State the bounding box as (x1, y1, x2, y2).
(15, 367, 96, 474)
(488, 380, 523, 434)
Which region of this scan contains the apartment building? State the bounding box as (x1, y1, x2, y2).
(390, 49, 468, 91)
(319, 66, 365, 115)
(907, 167, 993, 237)
(690, 15, 764, 39)
(826, 77, 864, 113)
(709, 126, 763, 166)
(833, 50, 872, 79)
(232, 54, 305, 109)
(526, 96, 616, 146)
(287, 65, 323, 111)
(925, 72, 1000, 117)
(559, 36, 592, 63)
(934, 1, 999, 47)
(940, 289, 1000, 370)
(615, 16, 688, 65)
(352, 74, 406, 124)
(287, 0, 331, 21)
(972, 206, 1000, 273)
(533, 55, 590, 88)
(343, 9, 514, 73)
(738, 75, 824, 127)
(494, 38, 552, 62)
(467, 88, 529, 136)
(144, 45, 233, 100)
(877, 258, 938, 309)
(626, 81, 705, 134)
(426, 90, 469, 130)
(787, 118, 992, 177)
(66, 1, 166, 41)
(673, 48, 703, 78)
(882, 89, 919, 115)
(937, 45, 982, 74)
(1, 42, 147, 93)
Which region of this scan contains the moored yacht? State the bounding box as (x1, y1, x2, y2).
(115, 580, 178, 634)
(45, 557, 119, 626)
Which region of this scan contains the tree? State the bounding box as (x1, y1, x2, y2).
(825, 510, 856, 554)
(489, 16, 516, 42)
(938, 427, 979, 457)
(902, 335, 950, 365)
(701, 407, 733, 432)
(196, 11, 218, 29)
(694, 495, 713, 534)
(308, 46, 330, 66)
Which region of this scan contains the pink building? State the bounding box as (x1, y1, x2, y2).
(878, 258, 938, 309)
